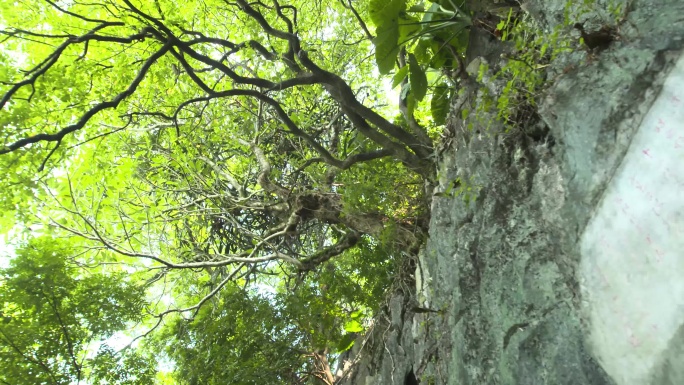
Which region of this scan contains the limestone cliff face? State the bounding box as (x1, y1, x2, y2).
(337, 0, 684, 384)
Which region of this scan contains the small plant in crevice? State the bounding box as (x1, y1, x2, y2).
(424, 374, 436, 385)
(500, 17, 571, 130)
(467, 0, 630, 134)
(471, 8, 581, 134)
(434, 175, 481, 204)
(564, 0, 632, 28)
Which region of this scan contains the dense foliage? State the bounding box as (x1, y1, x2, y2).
(0, 0, 482, 383)
(0, 237, 154, 384)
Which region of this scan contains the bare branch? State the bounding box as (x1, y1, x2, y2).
(292, 148, 394, 176)
(240, 139, 290, 197)
(44, 0, 110, 24)
(339, 0, 374, 41)
(0, 28, 72, 40)
(196, 156, 247, 197)
(233, 0, 302, 69)
(38, 140, 61, 172)
(172, 90, 345, 169)
(299, 231, 360, 271)
(41, 289, 82, 382)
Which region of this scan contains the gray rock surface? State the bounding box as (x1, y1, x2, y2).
(337, 0, 684, 384)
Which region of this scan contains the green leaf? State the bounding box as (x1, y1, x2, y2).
(408, 53, 427, 101)
(369, 0, 406, 26)
(351, 309, 364, 319)
(373, 20, 400, 74)
(406, 92, 417, 115)
(431, 84, 452, 125)
(407, 4, 425, 12)
(336, 333, 357, 353)
(400, 82, 411, 100)
(429, 50, 449, 69)
(422, 3, 440, 23)
(344, 319, 364, 333)
(398, 14, 420, 45)
(413, 38, 432, 63)
(391, 66, 409, 89)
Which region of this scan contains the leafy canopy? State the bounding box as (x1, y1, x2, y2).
(0, 0, 450, 383)
(0, 237, 154, 385)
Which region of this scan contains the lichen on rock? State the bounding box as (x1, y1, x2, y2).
(337, 0, 684, 384)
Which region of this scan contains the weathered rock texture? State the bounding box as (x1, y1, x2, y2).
(337, 0, 684, 384)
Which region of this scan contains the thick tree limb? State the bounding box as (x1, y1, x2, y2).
(299, 231, 360, 271)
(1, 34, 167, 158)
(0, 22, 136, 109)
